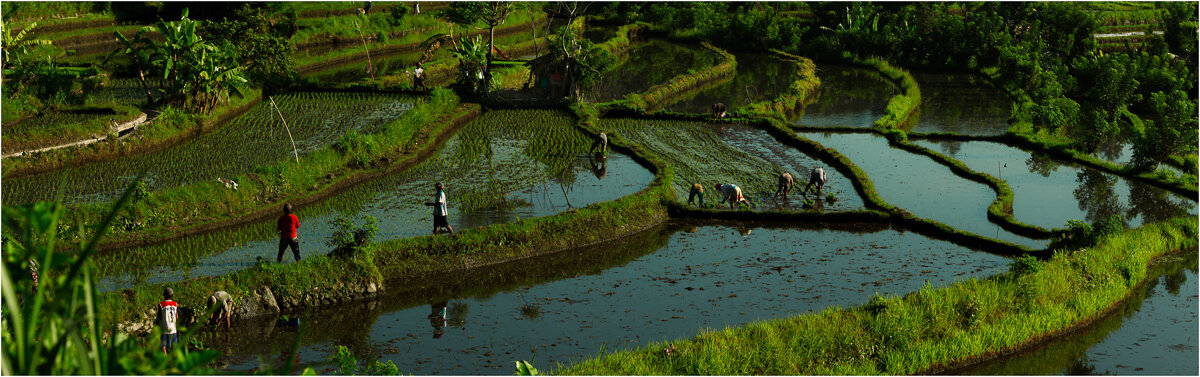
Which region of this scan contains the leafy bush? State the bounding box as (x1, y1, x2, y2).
(333, 130, 379, 167)
(330, 345, 400, 375)
(1009, 254, 1044, 276)
(325, 214, 379, 260)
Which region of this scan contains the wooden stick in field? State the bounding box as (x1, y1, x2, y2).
(353, 20, 375, 80)
(268, 96, 300, 163)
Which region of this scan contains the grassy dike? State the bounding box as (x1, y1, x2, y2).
(3, 88, 262, 178)
(77, 90, 468, 251)
(559, 217, 1197, 375)
(739, 49, 820, 120)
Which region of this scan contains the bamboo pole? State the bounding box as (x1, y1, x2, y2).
(268, 96, 300, 163)
(353, 20, 375, 80)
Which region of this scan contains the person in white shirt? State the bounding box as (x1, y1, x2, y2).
(157, 287, 179, 355)
(424, 182, 454, 235)
(413, 63, 428, 92)
(803, 167, 827, 196)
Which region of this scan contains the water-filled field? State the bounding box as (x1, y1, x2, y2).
(911, 139, 1196, 229)
(4, 92, 415, 205)
(95, 110, 654, 292)
(906, 72, 1012, 136)
(200, 221, 1012, 374)
(791, 65, 896, 128)
(799, 132, 1045, 249)
(588, 39, 722, 103)
(662, 52, 799, 114)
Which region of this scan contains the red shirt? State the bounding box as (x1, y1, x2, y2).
(277, 214, 299, 239)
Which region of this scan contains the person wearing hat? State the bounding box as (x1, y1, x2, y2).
(157, 287, 179, 355)
(276, 203, 301, 263)
(425, 182, 454, 235)
(714, 183, 753, 209)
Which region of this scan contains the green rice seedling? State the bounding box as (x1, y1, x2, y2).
(825, 192, 838, 202)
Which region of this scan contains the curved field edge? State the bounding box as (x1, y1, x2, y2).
(75, 90, 468, 251)
(614, 42, 737, 112)
(3, 88, 262, 178)
(556, 216, 1198, 375)
(738, 49, 821, 120)
(99, 101, 677, 329)
(803, 54, 1058, 240)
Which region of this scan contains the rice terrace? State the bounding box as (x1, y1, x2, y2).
(1, 1, 1197, 375)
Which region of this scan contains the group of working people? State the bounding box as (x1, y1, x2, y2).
(688, 167, 827, 209)
(154, 287, 235, 355)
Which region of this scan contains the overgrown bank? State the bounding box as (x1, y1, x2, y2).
(559, 217, 1197, 375)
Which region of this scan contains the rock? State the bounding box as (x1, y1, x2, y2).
(367, 283, 377, 294)
(235, 286, 280, 320)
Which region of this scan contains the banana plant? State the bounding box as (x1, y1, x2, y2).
(1, 16, 52, 70)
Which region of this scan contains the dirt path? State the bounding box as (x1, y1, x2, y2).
(1, 111, 151, 159)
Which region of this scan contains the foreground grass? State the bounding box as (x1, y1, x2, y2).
(559, 216, 1197, 375)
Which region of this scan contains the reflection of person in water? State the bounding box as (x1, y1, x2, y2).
(429, 301, 448, 339)
(589, 154, 607, 180)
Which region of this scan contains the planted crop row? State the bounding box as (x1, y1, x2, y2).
(4, 91, 419, 206)
(2, 88, 263, 178)
(2, 104, 141, 152)
(599, 118, 784, 203)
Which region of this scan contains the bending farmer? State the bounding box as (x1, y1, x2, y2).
(687, 183, 705, 207)
(589, 132, 608, 156)
(276, 204, 301, 263)
(425, 182, 455, 235)
(208, 290, 235, 331)
(774, 172, 795, 199)
(714, 183, 753, 209)
(803, 167, 827, 196)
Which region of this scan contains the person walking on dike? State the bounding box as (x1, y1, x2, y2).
(687, 183, 705, 207)
(712, 102, 727, 119)
(714, 183, 753, 209)
(277, 203, 301, 263)
(803, 167, 827, 196)
(425, 182, 455, 235)
(589, 132, 608, 156)
(208, 290, 235, 331)
(157, 287, 179, 356)
(774, 172, 795, 199)
(413, 63, 428, 92)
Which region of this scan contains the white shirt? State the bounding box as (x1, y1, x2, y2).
(433, 191, 447, 217)
(414, 67, 424, 78)
(720, 184, 738, 197)
(811, 168, 826, 182)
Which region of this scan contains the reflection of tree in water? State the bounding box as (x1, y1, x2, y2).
(1124, 180, 1194, 225)
(1093, 135, 1128, 163)
(936, 139, 963, 157)
(1026, 152, 1062, 177)
(1063, 356, 1098, 375)
(1073, 169, 1127, 226)
(1164, 268, 1187, 296)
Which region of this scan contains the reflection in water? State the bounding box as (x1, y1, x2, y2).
(664, 52, 799, 114)
(792, 65, 896, 128)
(429, 301, 448, 339)
(912, 139, 1195, 230)
(207, 221, 1011, 374)
(589, 39, 720, 103)
(906, 72, 1012, 136)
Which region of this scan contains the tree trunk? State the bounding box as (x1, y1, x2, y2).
(132, 58, 156, 104)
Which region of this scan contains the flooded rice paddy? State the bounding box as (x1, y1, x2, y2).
(791, 65, 896, 128)
(588, 39, 721, 103)
(202, 221, 1011, 374)
(95, 110, 653, 292)
(911, 139, 1196, 229)
(798, 132, 1044, 249)
(4, 92, 416, 206)
(662, 52, 800, 114)
(906, 72, 1012, 136)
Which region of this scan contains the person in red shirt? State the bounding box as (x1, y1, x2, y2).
(276, 203, 301, 263)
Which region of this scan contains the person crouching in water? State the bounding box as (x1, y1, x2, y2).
(425, 182, 454, 235)
(774, 172, 794, 199)
(712, 102, 727, 119)
(714, 183, 753, 209)
(803, 167, 827, 196)
(589, 132, 608, 157)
